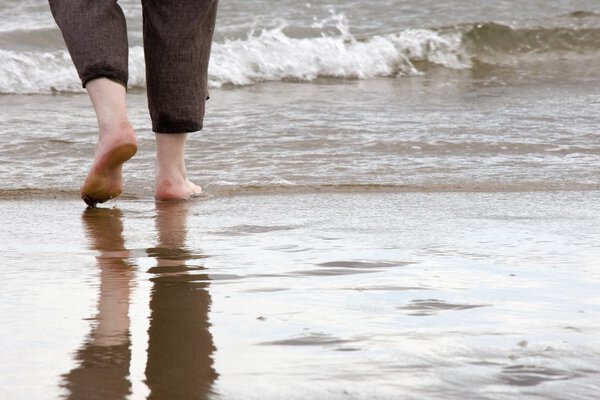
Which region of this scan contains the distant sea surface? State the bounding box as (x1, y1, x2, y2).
(0, 0, 599, 196)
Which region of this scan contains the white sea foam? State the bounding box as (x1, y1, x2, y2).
(208, 23, 469, 87)
(0, 46, 147, 94)
(208, 14, 469, 86)
(0, 16, 469, 94)
(0, 48, 77, 94)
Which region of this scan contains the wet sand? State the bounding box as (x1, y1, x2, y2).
(0, 191, 599, 399)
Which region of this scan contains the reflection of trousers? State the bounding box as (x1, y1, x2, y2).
(48, 0, 219, 133)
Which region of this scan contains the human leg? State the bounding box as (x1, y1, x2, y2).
(142, 0, 219, 199)
(154, 133, 201, 201)
(49, 0, 136, 206)
(81, 79, 137, 207)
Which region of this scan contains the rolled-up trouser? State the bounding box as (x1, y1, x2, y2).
(48, 0, 219, 133)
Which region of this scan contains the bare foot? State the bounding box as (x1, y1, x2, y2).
(155, 175, 202, 201)
(154, 132, 201, 201)
(81, 124, 137, 207)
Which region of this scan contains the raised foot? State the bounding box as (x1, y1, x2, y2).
(155, 179, 202, 201)
(81, 135, 137, 207)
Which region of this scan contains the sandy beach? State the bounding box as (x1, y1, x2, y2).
(1, 191, 598, 399)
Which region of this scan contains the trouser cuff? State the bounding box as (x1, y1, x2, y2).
(81, 63, 128, 89)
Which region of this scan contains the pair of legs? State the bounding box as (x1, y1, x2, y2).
(83, 78, 201, 206)
(49, 0, 219, 206)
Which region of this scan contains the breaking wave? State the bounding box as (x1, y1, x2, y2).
(207, 15, 468, 87)
(2, 12, 600, 94)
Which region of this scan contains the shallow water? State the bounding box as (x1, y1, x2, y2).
(1, 75, 600, 198)
(1, 1, 600, 195)
(0, 192, 599, 399)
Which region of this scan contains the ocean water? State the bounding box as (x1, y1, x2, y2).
(1, 2, 600, 399)
(0, 0, 599, 196)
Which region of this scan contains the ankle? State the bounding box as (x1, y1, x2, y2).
(96, 123, 136, 154)
(156, 162, 188, 184)
(99, 120, 133, 137)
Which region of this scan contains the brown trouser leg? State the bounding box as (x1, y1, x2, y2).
(49, 0, 219, 133)
(143, 0, 219, 133)
(48, 0, 130, 88)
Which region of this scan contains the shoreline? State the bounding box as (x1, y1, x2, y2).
(1, 186, 600, 202)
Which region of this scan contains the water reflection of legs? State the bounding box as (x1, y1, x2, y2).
(145, 202, 217, 400)
(62, 208, 133, 399)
